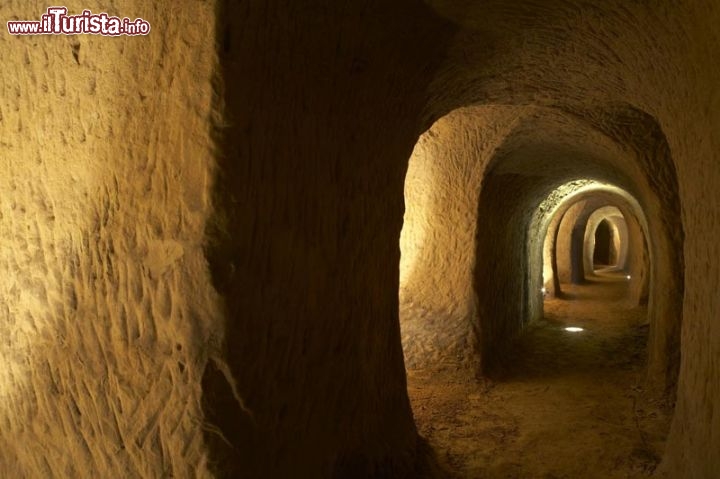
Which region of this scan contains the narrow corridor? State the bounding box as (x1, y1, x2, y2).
(407, 272, 671, 478)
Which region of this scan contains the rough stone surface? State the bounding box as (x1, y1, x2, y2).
(1, 1, 218, 477)
(203, 2, 453, 477)
(2, 0, 718, 477)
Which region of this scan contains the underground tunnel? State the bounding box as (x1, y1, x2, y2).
(2, 1, 719, 478)
(591, 217, 616, 269)
(398, 103, 681, 475)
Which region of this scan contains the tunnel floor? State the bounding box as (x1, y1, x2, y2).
(407, 272, 672, 478)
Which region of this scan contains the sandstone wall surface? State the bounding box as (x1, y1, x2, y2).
(1, 1, 219, 477)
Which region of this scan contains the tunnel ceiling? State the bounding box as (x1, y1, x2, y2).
(473, 106, 653, 228)
(402, 101, 684, 398)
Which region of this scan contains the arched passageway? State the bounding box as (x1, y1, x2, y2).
(542, 188, 649, 304)
(400, 106, 682, 385)
(584, 206, 630, 275)
(199, 3, 713, 478)
(399, 104, 684, 477)
(593, 219, 613, 267)
(5, 2, 718, 479)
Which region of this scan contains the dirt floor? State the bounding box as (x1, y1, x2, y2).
(406, 271, 673, 478)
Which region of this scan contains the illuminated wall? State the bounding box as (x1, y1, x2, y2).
(0, 2, 218, 476)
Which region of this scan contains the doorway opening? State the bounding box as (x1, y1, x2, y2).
(398, 105, 684, 478)
(593, 219, 614, 267)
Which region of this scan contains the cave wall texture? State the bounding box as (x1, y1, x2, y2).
(0, 0, 220, 477)
(2, 0, 719, 478)
(556, 199, 588, 286)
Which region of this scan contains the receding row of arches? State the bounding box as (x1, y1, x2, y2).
(399, 103, 684, 405)
(541, 185, 650, 306)
(396, 103, 685, 474)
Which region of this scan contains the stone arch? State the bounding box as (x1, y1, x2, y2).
(584, 206, 628, 273)
(400, 103, 683, 395)
(541, 186, 649, 306)
(593, 218, 614, 266)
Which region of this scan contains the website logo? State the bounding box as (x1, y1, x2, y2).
(7, 7, 150, 36)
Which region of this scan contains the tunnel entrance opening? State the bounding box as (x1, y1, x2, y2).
(398, 105, 684, 478)
(402, 176, 671, 476)
(404, 217, 671, 477)
(593, 219, 614, 268)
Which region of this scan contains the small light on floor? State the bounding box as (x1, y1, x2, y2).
(564, 327, 584, 332)
(541, 287, 547, 294)
(626, 275, 632, 280)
